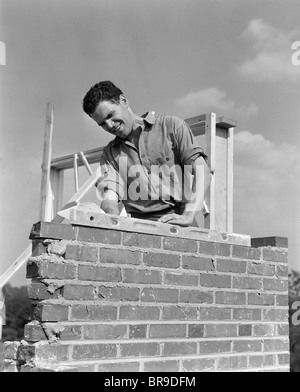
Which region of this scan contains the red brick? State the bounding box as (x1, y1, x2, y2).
(201, 241, 231, 257)
(248, 354, 275, 368)
(27, 282, 61, 300)
(143, 251, 180, 269)
(263, 309, 288, 322)
(149, 324, 186, 338)
(59, 325, 82, 341)
(32, 240, 48, 256)
(119, 305, 160, 320)
(63, 284, 95, 300)
(120, 342, 159, 357)
(3, 341, 20, 360)
(232, 245, 261, 260)
(248, 293, 275, 306)
(77, 226, 121, 244)
(83, 324, 127, 340)
(238, 324, 252, 336)
(33, 304, 69, 322)
(98, 286, 140, 302)
(129, 325, 147, 339)
(30, 222, 76, 240)
(182, 358, 215, 372)
(233, 276, 262, 290)
(180, 289, 213, 304)
(217, 259, 246, 273)
(263, 278, 288, 292)
(72, 343, 117, 360)
(216, 291, 246, 305)
(65, 244, 98, 262)
(144, 360, 180, 372)
(263, 338, 289, 352)
(248, 262, 275, 276)
(141, 288, 178, 303)
(97, 362, 140, 372)
(200, 340, 231, 354)
(204, 324, 237, 338)
(253, 324, 275, 337)
(70, 304, 117, 321)
(233, 308, 261, 321)
(216, 355, 248, 370)
(278, 353, 290, 365)
(251, 237, 288, 248)
(182, 255, 215, 271)
(123, 232, 161, 249)
(188, 324, 204, 338)
(123, 268, 161, 284)
(19, 342, 69, 362)
(78, 265, 122, 282)
(164, 271, 199, 286)
(277, 323, 289, 336)
(100, 248, 141, 265)
(163, 237, 197, 253)
(162, 342, 197, 356)
(262, 248, 288, 263)
(199, 307, 231, 321)
(24, 323, 47, 342)
(162, 306, 198, 320)
(276, 294, 288, 306)
(232, 340, 262, 353)
(276, 265, 288, 278)
(26, 258, 76, 279)
(200, 273, 231, 288)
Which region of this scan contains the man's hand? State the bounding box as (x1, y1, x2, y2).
(158, 213, 194, 227)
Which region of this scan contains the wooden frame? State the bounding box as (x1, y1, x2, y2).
(44, 112, 236, 233)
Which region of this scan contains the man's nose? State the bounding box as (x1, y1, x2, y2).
(104, 119, 114, 130)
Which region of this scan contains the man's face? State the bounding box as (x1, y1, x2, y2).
(90, 97, 134, 139)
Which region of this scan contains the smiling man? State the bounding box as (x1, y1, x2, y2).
(82, 81, 211, 227)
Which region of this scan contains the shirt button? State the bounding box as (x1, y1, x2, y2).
(166, 157, 169, 161)
(141, 154, 145, 158)
(148, 170, 151, 174)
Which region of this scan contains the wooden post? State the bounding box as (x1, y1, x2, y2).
(50, 168, 64, 217)
(39, 102, 54, 222)
(204, 112, 216, 230)
(226, 127, 234, 232)
(73, 153, 79, 192)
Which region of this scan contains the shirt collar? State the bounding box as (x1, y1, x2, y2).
(111, 111, 156, 146)
(141, 111, 156, 125)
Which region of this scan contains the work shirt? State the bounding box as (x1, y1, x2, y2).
(97, 111, 206, 216)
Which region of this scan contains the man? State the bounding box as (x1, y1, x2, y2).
(82, 81, 211, 227)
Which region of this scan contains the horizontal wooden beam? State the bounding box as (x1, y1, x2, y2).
(50, 114, 237, 171)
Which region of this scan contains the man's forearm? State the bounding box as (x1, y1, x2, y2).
(182, 158, 211, 220)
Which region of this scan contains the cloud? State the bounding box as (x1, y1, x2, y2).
(175, 87, 258, 118)
(238, 19, 300, 81)
(233, 130, 300, 248)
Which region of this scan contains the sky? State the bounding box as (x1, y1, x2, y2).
(0, 0, 299, 287)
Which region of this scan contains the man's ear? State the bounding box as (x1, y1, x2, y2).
(119, 94, 129, 108)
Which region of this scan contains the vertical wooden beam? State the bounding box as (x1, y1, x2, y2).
(50, 168, 64, 216)
(79, 151, 93, 175)
(73, 153, 79, 192)
(204, 112, 216, 230)
(226, 127, 234, 232)
(39, 102, 54, 222)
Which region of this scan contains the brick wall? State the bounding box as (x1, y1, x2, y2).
(3, 219, 289, 372)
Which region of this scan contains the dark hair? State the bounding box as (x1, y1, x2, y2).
(82, 81, 123, 116)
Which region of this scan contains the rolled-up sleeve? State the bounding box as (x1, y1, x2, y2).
(172, 117, 207, 165)
(96, 155, 125, 200)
